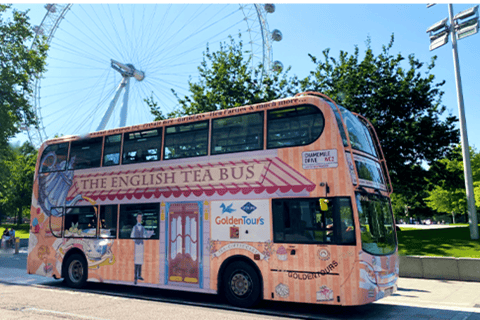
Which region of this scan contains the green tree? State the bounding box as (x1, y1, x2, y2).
(0, 145, 15, 223)
(425, 145, 480, 222)
(299, 35, 459, 218)
(148, 36, 295, 119)
(0, 142, 37, 225)
(0, 5, 48, 150)
(147, 33, 459, 222)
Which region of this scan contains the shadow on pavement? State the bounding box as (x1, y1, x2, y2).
(37, 281, 480, 320)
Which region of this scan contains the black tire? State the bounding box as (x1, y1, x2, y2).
(63, 254, 88, 288)
(222, 261, 261, 308)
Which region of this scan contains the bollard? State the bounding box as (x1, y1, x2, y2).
(15, 237, 19, 254)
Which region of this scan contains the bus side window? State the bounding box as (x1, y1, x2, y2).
(64, 206, 97, 238)
(123, 129, 161, 165)
(272, 201, 286, 241)
(164, 121, 209, 160)
(323, 202, 334, 243)
(68, 137, 103, 170)
(39, 142, 69, 173)
(211, 112, 264, 155)
(119, 203, 159, 240)
(267, 105, 325, 149)
(338, 198, 356, 245)
(272, 199, 333, 244)
(100, 205, 118, 238)
(103, 134, 121, 166)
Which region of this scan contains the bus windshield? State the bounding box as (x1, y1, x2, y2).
(329, 102, 378, 157)
(356, 192, 396, 255)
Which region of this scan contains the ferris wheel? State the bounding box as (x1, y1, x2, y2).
(26, 3, 283, 147)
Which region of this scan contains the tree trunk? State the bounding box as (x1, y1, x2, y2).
(17, 207, 22, 226)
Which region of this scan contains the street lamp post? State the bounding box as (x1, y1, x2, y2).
(427, 4, 479, 240)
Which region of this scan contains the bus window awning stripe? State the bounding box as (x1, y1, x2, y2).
(65, 157, 316, 202)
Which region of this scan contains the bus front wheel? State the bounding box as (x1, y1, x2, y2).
(222, 261, 261, 308)
(64, 254, 88, 288)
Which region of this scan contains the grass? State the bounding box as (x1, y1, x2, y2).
(397, 225, 480, 258)
(0, 224, 30, 239)
(3, 223, 480, 258)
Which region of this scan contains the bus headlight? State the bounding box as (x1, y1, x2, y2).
(360, 262, 377, 284)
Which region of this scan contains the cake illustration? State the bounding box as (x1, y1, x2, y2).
(276, 245, 287, 261)
(318, 249, 330, 261)
(275, 283, 289, 298)
(43, 262, 53, 274)
(316, 285, 333, 301)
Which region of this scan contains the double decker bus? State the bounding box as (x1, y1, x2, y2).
(27, 92, 398, 307)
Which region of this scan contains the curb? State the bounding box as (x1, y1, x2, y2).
(399, 256, 480, 281)
(19, 238, 28, 248)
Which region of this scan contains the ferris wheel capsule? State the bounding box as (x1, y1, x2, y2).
(264, 4, 275, 13)
(33, 26, 44, 35)
(272, 29, 283, 41)
(45, 4, 56, 13)
(272, 61, 283, 72)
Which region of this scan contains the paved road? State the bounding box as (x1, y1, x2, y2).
(1, 249, 480, 319)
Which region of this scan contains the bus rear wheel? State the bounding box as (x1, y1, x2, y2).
(222, 261, 261, 308)
(64, 254, 88, 288)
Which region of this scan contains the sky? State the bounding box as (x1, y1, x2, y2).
(8, 1, 480, 153)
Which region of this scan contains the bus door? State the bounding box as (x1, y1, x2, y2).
(167, 203, 200, 285)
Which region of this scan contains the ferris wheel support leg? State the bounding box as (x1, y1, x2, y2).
(96, 77, 128, 131)
(119, 78, 130, 128)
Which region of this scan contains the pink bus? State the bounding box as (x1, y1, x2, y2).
(27, 92, 398, 307)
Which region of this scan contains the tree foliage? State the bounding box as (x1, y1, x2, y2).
(298, 35, 459, 217)
(0, 5, 48, 150)
(147, 36, 295, 120)
(0, 142, 37, 224)
(425, 145, 480, 218)
(0, 145, 15, 223)
(148, 34, 460, 220)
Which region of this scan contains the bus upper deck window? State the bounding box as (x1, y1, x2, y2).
(267, 104, 324, 149)
(39, 142, 69, 173)
(68, 137, 103, 170)
(164, 121, 208, 160)
(211, 112, 264, 155)
(123, 129, 161, 165)
(103, 134, 122, 166)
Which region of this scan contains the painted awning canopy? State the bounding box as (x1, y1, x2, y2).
(66, 157, 316, 201)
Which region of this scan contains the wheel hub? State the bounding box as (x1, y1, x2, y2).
(231, 272, 250, 296)
(69, 260, 83, 283)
